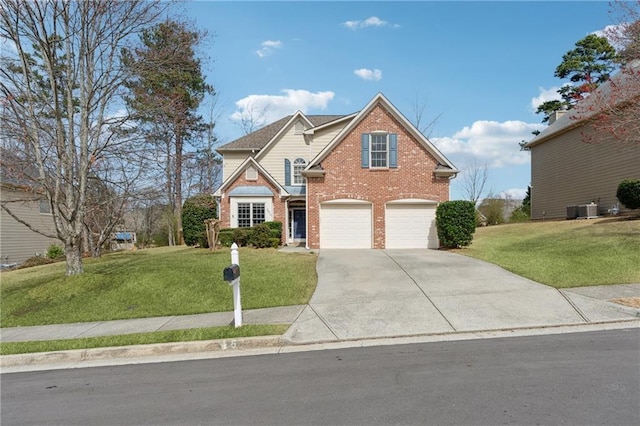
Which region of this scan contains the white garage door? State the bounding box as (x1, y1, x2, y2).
(320, 203, 372, 249)
(385, 203, 437, 249)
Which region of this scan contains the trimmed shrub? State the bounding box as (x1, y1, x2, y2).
(218, 229, 235, 247)
(263, 221, 283, 240)
(218, 223, 282, 248)
(616, 179, 640, 210)
(231, 228, 251, 247)
(248, 224, 276, 248)
(182, 194, 217, 247)
(436, 200, 476, 248)
(46, 244, 65, 260)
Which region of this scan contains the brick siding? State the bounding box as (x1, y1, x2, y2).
(306, 104, 450, 248)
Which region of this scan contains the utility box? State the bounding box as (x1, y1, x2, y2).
(566, 205, 579, 219)
(223, 264, 240, 283)
(578, 204, 598, 218)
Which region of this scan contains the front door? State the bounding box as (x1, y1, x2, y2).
(293, 209, 306, 239)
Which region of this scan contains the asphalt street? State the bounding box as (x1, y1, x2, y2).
(2, 328, 639, 426)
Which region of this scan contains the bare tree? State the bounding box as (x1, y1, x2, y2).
(460, 160, 490, 206)
(409, 92, 442, 138)
(575, 1, 640, 145)
(0, 0, 165, 275)
(234, 101, 270, 135)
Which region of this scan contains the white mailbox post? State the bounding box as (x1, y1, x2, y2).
(223, 243, 242, 327)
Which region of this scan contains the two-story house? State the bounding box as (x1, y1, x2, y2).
(214, 93, 458, 249)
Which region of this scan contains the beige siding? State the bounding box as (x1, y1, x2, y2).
(259, 121, 347, 183)
(530, 125, 640, 220)
(0, 188, 58, 264)
(222, 152, 251, 182)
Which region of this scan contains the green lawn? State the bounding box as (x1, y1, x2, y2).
(455, 217, 640, 288)
(1, 246, 317, 328)
(0, 324, 288, 356)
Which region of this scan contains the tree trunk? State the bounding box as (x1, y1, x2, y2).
(175, 127, 184, 245)
(65, 239, 84, 276)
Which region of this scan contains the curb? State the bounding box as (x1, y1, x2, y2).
(1, 335, 282, 368)
(3, 319, 639, 372)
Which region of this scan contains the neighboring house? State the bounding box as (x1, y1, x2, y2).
(0, 153, 58, 264)
(214, 93, 458, 249)
(526, 65, 640, 220)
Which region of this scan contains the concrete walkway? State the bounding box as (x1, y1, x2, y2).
(1, 249, 638, 346)
(1, 306, 305, 343)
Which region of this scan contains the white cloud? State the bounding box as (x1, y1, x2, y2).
(230, 89, 335, 124)
(342, 16, 399, 30)
(592, 24, 627, 51)
(256, 40, 283, 58)
(530, 86, 561, 111)
(501, 188, 527, 200)
(354, 68, 382, 81)
(433, 120, 546, 168)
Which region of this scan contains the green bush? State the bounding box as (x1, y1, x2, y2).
(231, 228, 251, 247)
(46, 244, 65, 260)
(509, 208, 530, 223)
(218, 229, 235, 247)
(436, 200, 476, 248)
(263, 221, 283, 240)
(182, 194, 217, 247)
(248, 224, 277, 248)
(617, 179, 640, 210)
(219, 223, 282, 248)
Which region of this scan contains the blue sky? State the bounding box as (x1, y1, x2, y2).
(184, 1, 616, 200)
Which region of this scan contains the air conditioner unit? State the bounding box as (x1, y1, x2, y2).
(578, 204, 598, 218)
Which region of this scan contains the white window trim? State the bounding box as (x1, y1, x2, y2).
(230, 197, 273, 228)
(292, 158, 306, 186)
(369, 132, 389, 169)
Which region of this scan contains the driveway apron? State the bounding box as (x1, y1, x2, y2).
(283, 249, 636, 344)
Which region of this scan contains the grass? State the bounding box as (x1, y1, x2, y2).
(455, 217, 640, 288)
(1, 246, 317, 328)
(0, 324, 288, 355)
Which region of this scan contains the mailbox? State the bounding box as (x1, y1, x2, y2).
(223, 264, 240, 282)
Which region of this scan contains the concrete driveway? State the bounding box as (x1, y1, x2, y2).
(283, 249, 638, 343)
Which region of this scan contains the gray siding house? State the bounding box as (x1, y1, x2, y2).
(1, 152, 58, 265)
(526, 66, 640, 220)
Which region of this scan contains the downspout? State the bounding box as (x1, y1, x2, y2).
(305, 176, 310, 250)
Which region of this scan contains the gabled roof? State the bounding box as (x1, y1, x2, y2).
(306, 92, 458, 174)
(217, 114, 348, 153)
(0, 148, 40, 190)
(213, 156, 288, 198)
(526, 60, 640, 149)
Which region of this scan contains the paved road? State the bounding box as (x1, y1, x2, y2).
(2, 329, 638, 425)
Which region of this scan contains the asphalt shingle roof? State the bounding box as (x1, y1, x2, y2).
(217, 114, 348, 151)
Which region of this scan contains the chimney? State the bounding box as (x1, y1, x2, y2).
(548, 110, 567, 125)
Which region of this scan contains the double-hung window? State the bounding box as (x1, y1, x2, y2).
(361, 132, 398, 169)
(237, 202, 265, 228)
(370, 134, 388, 168)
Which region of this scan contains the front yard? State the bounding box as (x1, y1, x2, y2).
(1, 246, 318, 328)
(456, 217, 640, 288)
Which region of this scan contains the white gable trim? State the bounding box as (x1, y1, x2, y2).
(306, 93, 458, 172)
(254, 111, 314, 162)
(214, 156, 288, 198)
(302, 113, 357, 135)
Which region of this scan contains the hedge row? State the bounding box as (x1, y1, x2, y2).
(218, 221, 282, 248)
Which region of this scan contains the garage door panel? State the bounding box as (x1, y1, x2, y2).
(320, 204, 372, 249)
(386, 204, 437, 249)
